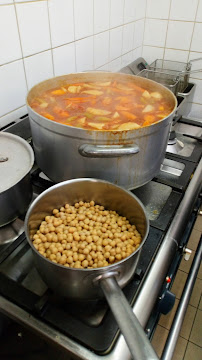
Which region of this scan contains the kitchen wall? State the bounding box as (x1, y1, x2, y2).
(143, 0, 202, 120)
(0, 0, 201, 128)
(0, 0, 146, 128)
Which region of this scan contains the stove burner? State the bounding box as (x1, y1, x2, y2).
(0, 218, 24, 246)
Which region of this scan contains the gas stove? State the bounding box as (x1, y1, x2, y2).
(0, 114, 201, 360)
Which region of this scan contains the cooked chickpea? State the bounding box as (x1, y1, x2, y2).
(31, 200, 142, 269)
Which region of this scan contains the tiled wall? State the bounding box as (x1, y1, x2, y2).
(0, 0, 201, 128)
(0, 0, 146, 128)
(143, 0, 202, 119)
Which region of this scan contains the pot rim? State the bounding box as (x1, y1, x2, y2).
(26, 71, 178, 135)
(0, 132, 34, 194)
(24, 177, 150, 273)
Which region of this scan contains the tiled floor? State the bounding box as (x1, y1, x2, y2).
(152, 209, 202, 360)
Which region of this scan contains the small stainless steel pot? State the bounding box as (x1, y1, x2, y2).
(26, 72, 177, 190)
(0, 133, 34, 227)
(25, 178, 158, 360)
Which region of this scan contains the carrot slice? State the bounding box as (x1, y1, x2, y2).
(42, 113, 55, 120)
(120, 111, 137, 120)
(53, 106, 69, 118)
(51, 89, 66, 95)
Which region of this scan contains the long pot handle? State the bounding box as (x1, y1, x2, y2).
(99, 276, 159, 360)
(78, 144, 139, 158)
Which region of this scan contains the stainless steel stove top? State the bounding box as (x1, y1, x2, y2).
(0, 115, 201, 360)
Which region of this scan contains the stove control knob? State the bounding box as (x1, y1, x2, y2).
(184, 248, 192, 261)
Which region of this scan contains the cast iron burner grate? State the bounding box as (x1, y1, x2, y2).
(0, 227, 163, 354)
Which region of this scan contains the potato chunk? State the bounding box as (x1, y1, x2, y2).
(117, 122, 141, 130)
(87, 107, 111, 116)
(151, 92, 162, 100)
(68, 85, 82, 94)
(142, 104, 155, 113)
(88, 122, 104, 130)
(82, 90, 103, 96)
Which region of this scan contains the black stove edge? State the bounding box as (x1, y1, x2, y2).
(155, 154, 197, 192)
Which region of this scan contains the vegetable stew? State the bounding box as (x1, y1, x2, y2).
(29, 80, 174, 131)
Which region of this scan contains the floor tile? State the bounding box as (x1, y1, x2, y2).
(171, 270, 188, 300)
(197, 262, 202, 280)
(172, 336, 188, 360)
(199, 295, 202, 310)
(159, 302, 197, 340)
(179, 305, 197, 340)
(179, 250, 195, 274)
(187, 228, 201, 251)
(189, 278, 202, 308)
(184, 341, 202, 360)
(193, 215, 202, 232)
(151, 325, 169, 358)
(189, 309, 202, 347)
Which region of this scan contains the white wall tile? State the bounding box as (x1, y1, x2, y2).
(170, 0, 198, 21)
(124, 0, 136, 23)
(14, 0, 36, 2)
(109, 27, 123, 61)
(16, 1, 51, 57)
(135, 0, 146, 20)
(0, 5, 21, 65)
(53, 43, 76, 76)
(48, 0, 74, 47)
(75, 37, 94, 72)
(188, 104, 202, 119)
(24, 51, 53, 90)
(188, 52, 202, 80)
(142, 46, 164, 65)
(122, 23, 134, 54)
(146, 0, 170, 19)
(0, 60, 27, 117)
(166, 21, 194, 50)
(110, 0, 124, 28)
(134, 19, 144, 49)
(122, 51, 134, 67)
(0, 106, 27, 129)
(108, 57, 122, 72)
(94, 0, 110, 34)
(133, 46, 142, 60)
(97, 63, 109, 71)
(196, 0, 202, 21)
(0, 1, 13, 4)
(189, 78, 202, 104)
(164, 49, 189, 63)
(191, 23, 202, 52)
(94, 32, 109, 69)
(74, 0, 93, 40)
(144, 19, 167, 47)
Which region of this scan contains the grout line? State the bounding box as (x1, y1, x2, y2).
(13, 1, 28, 91)
(72, 0, 77, 73)
(162, 0, 172, 60)
(46, 0, 54, 77)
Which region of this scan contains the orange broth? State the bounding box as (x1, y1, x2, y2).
(29, 80, 174, 131)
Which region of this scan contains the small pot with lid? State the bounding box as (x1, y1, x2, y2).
(0, 132, 34, 227)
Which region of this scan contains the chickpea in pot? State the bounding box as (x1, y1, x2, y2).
(30, 200, 142, 269)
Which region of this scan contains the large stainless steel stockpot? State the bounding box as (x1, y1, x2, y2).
(26, 72, 177, 189)
(0, 132, 34, 227)
(25, 178, 158, 360)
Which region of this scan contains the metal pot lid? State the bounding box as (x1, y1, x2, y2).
(0, 132, 34, 193)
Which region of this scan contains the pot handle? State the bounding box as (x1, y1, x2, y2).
(78, 144, 139, 158)
(99, 276, 158, 360)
